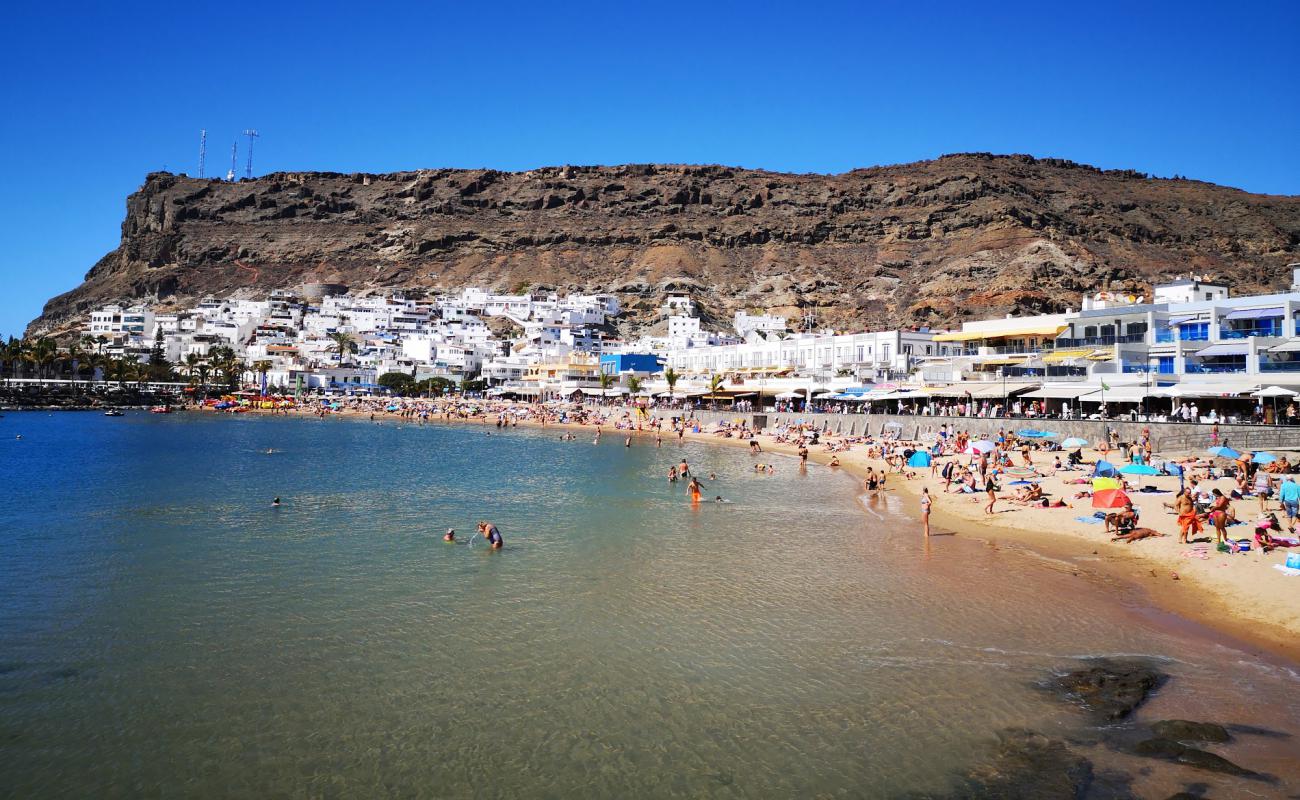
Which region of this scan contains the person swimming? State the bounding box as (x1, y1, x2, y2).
(443, 528, 455, 542)
(272, 497, 281, 506)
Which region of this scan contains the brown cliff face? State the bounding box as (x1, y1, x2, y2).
(27, 153, 1300, 338)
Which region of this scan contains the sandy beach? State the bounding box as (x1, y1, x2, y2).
(200, 399, 1300, 661)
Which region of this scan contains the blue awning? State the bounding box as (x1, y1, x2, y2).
(1167, 315, 1199, 326)
(1194, 343, 1249, 357)
(1222, 306, 1283, 320)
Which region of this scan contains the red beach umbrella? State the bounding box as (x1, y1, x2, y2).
(1092, 489, 1131, 509)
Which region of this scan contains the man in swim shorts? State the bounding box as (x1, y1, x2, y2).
(478, 521, 503, 549)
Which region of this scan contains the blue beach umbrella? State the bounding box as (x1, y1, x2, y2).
(1207, 446, 1240, 459)
(1016, 429, 1055, 438)
(1119, 463, 1159, 475)
(1093, 460, 1118, 478)
(907, 451, 932, 468)
(1253, 452, 1277, 464)
(1061, 437, 1088, 448)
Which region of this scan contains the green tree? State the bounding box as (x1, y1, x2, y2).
(252, 360, 273, 393)
(416, 376, 456, 396)
(598, 372, 614, 391)
(626, 374, 643, 395)
(460, 377, 487, 394)
(379, 371, 416, 394)
(29, 337, 58, 379)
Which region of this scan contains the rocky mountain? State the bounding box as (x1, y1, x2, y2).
(27, 153, 1300, 339)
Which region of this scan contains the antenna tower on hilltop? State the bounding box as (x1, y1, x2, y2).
(198, 129, 207, 178)
(243, 129, 259, 178)
(801, 308, 817, 332)
(226, 142, 238, 181)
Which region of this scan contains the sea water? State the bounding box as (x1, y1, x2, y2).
(1, 411, 1297, 797)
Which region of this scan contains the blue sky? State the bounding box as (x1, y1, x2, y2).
(2, 0, 1297, 339)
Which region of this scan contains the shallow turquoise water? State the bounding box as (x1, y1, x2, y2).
(1, 411, 1297, 798)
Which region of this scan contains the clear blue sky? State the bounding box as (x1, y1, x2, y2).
(2, 0, 1297, 339)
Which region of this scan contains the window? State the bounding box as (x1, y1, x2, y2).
(1084, 326, 1098, 338)
(1205, 293, 1213, 301)
(925, 345, 932, 355)
(1126, 322, 1147, 335)
(1098, 325, 1115, 337)
(903, 344, 912, 355)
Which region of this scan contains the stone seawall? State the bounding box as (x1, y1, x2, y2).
(671, 410, 1300, 455)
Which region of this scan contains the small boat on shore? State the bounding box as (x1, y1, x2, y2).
(149, 406, 171, 414)
(104, 409, 124, 417)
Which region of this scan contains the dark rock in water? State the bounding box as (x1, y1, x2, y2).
(1151, 720, 1231, 744)
(1134, 738, 1187, 759)
(1224, 723, 1293, 739)
(1131, 737, 1269, 780)
(948, 728, 1095, 799)
(1053, 659, 1167, 721)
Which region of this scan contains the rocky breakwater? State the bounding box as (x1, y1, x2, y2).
(28, 154, 1300, 339)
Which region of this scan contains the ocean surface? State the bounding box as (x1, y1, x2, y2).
(1, 411, 1297, 798)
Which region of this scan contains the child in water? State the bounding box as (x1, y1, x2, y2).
(444, 528, 455, 542)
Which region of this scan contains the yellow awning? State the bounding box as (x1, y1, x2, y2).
(1042, 348, 1093, 363)
(933, 324, 1067, 342)
(977, 358, 1028, 367)
(1087, 348, 1116, 360)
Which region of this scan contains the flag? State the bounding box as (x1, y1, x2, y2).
(1101, 381, 1111, 391)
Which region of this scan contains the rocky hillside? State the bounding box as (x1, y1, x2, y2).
(28, 154, 1300, 338)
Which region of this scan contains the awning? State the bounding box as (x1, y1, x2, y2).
(1157, 381, 1257, 398)
(1270, 341, 1300, 353)
(1223, 306, 1283, 321)
(1021, 384, 1100, 400)
(933, 324, 1066, 342)
(1194, 343, 1250, 357)
(579, 388, 604, 395)
(1167, 315, 1199, 326)
(1082, 385, 1150, 403)
(1087, 349, 1116, 360)
(977, 358, 1027, 367)
(1042, 348, 1092, 363)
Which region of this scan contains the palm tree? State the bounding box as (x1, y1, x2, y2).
(182, 352, 202, 383)
(0, 337, 24, 380)
(253, 360, 272, 394)
(627, 374, 643, 395)
(94, 335, 108, 354)
(29, 337, 58, 380)
(196, 363, 212, 399)
(664, 366, 679, 399)
(708, 373, 725, 408)
(598, 371, 613, 391)
(328, 331, 358, 365)
(107, 357, 132, 387)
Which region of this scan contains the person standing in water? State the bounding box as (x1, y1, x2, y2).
(688, 476, 703, 504)
(678, 459, 690, 478)
(920, 488, 933, 536)
(478, 520, 504, 549)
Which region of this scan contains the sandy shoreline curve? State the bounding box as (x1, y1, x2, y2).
(191, 402, 1300, 663)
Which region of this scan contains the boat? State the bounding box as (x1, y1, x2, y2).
(104, 409, 124, 417)
(149, 406, 171, 414)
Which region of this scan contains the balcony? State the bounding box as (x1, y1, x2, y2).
(1259, 361, 1300, 372)
(1187, 361, 1248, 374)
(1054, 333, 1148, 348)
(1219, 326, 1284, 340)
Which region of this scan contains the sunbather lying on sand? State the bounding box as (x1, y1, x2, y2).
(1112, 527, 1165, 543)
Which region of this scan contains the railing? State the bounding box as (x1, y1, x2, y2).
(1054, 333, 1148, 348)
(1187, 362, 1248, 374)
(1156, 329, 1209, 343)
(1259, 361, 1300, 372)
(1220, 327, 1283, 339)
(1158, 427, 1300, 454)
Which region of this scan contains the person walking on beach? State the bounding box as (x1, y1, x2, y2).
(1166, 489, 1200, 544)
(984, 474, 999, 515)
(1280, 476, 1300, 533)
(920, 488, 933, 536)
(1207, 489, 1231, 544)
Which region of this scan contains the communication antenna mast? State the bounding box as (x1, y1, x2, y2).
(801, 308, 817, 332)
(243, 129, 259, 178)
(198, 129, 207, 178)
(226, 142, 238, 181)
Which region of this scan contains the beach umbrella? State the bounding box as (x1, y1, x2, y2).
(1091, 476, 1121, 491)
(1005, 467, 1038, 478)
(966, 440, 996, 454)
(1119, 463, 1159, 475)
(907, 451, 932, 468)
(1093, 460, 1118, 478)
(1092, 488, 1132, 509)
(1061, 437, 1088, 448)
(1253, 452, 1277, 464)
(1016, 429, 1059, 438)
(1207, 446, 1240, 459)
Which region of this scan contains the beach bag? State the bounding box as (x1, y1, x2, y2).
(1287, 553, 1300, 569)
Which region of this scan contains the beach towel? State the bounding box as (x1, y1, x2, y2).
(1075, 516, 1104, 524)
(1272, 564, 1300, 576)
